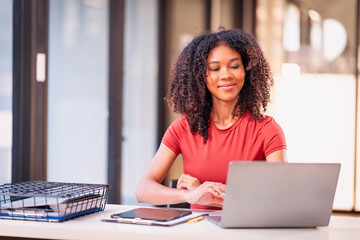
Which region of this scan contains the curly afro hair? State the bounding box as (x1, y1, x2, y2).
(166, 29, 273, 143)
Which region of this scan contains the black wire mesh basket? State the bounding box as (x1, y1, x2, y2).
(0, 181, 111, 222)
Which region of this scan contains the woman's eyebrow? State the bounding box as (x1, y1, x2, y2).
(207, 60, 220, 64)
(230, 57, 241, 62)
(207, 57, 241, 64)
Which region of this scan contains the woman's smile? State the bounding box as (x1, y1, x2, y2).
(218, 83, 237, 90)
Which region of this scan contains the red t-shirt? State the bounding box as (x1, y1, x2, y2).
(161, 111, 287, 209)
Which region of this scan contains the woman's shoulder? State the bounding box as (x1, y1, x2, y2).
(170, 114, 188, 125)
(260, 114, 275, 123)
(242, 111, 275, 123)
(241, 111, 281, 131)
(258, 114, 283, 134)
(168, 115, 190, 132)
(162, 115, 190, 155)
(240, 111, 270, 123)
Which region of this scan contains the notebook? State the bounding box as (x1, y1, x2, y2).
(206, 162, 341, 228)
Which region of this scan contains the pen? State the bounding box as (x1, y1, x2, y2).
(187, 216, 204, 224)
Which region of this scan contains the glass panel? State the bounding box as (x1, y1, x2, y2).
(0, 0, 13, 184)
(219, 0, 236, 29)
(122, 0, 159, 205)
(257, 0, 357, 210)
(210, 0, 236, 30)
(47, 0, 109, 184)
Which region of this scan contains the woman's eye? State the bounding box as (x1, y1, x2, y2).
(209, 67, 220, 71)
(230, 65, 240, 69)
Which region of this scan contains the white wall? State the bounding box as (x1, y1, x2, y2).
(268, 71, 356, 211)
(356, 81, 360, 211)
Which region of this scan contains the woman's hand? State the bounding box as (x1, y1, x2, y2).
(183, 181, 226, 207)
(177, 174, 201, 190)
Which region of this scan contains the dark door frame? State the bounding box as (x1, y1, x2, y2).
(107, 0, 125, 204)
(12, 0, 49, 183)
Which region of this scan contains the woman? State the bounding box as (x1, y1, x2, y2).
(136, 29, 287, 209)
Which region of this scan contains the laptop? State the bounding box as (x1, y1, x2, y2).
(206, 162, 341, 228)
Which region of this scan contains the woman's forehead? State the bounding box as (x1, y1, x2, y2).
(207, 44, 241, 61)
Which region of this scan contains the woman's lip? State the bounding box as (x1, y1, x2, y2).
(218, 83, 236, 89)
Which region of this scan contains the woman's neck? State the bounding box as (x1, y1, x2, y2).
(211, 102, 238, 129)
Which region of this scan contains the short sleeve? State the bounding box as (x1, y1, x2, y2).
(261, 117, 287, 157)
(161, 117, 186, 155)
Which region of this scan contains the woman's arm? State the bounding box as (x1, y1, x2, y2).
(266, 149, 287, 162)
(136, 143, 225, 206)
(136, 143, 182, 205)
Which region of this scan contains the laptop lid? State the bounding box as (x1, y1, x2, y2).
(219, 162, 340, 228)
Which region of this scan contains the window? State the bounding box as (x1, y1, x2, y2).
(47, 0, 109, 184)
(121, 0, 159, 204)
(0, 0, 13, 184)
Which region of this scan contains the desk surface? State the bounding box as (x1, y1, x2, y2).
(0, 204, 359, 240)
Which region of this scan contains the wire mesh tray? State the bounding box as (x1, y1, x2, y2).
(0, 181, 111, 222)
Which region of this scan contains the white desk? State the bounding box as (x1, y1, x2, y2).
(0, 204, 359, 240)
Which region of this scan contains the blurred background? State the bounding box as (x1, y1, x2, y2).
(0, 0, 359, 212)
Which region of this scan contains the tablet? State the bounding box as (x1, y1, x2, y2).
(111, 208, 192, 222)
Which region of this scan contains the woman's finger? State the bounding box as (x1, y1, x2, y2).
(177, 174, 201, 190)
(186, 184, 224, 206)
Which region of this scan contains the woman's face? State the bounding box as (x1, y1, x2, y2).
(205, 44, 245, 106)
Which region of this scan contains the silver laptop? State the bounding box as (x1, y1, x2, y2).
(206, 162, 340, 228)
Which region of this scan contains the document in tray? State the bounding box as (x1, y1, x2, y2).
(0, 206, 103, 222)
(0, 194, 106, 221)
(1, 193, 102, 210)
(101, 207, 208, 226)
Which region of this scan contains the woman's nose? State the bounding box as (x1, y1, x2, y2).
(220, 67, 232, 80)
